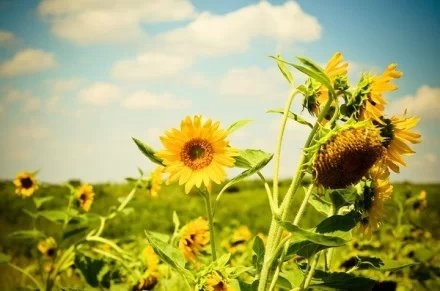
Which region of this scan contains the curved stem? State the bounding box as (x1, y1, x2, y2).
(257, 172, 276, 214)
(293, 183, 314, 225)
(301, 252, 320, 290)
(272, 88, 298, 208)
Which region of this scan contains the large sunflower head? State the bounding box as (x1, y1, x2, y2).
(13, 171, 38, 197)
(76, 184, 95, 212)
(359, 161, 393, 235)
(179, 217, 210, 263)
(156, 115, 237, 194)
(358, 64, 403, 122)
(313, 125, 385, 189)
(37, 237, 57, 258)
(376, 113, 421, 173)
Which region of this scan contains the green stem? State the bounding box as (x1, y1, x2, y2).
(8, 262, 44, 291)
(202, 190, 217, 261)
(257, 172, 276, 214)
(272, 88, 298, 208)
(301, 253, 320, 290)
(293, 183, 314, 225)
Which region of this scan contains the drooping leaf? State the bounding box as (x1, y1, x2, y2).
(132, 137, 164, 166)
(33, 196, 54, 209)
(267, 109, 313, 128)
(8, 229, 45, 240)
(315, 210, 361, 234)
(355, 256, 417, 272)
(310, 271, 376, 290)
(271, 54, 294, 84)
(227, 119, 252, 134)
(279, 221, 347, 247)
(38, 210, 67, 223)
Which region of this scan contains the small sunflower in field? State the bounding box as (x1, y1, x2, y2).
(76, 183, 95, 212)
(358, 64, 403, 122)
(313, 124, 385, 189)
(359, 162, 393, 235)
(222, 225, 252, 254)
(179, 217, 210, 263)
(156, 115, 237, 194)
(200, 271, 233, 291)
(412, 190, 428, 213)
(376, 113, 421, 173)
(13, 171, 38, 197)
(134, 245, 160, 291)
(149, 166, 164, 198)
(38, 237, 57, 258)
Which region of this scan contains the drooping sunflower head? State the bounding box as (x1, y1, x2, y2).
(76, 183, 95, 212)
(200, 271, 233, 291)
(149, 166, 164, 198)
(156, 115, 237, 194)
(358, 162, 393, 235)
(179, 217, 210, 263)
(38, 237, 57, 258)
(358, 64, 403, 122)
(376, 113, 421, 173)
(313, 125, 385, 189)
(13, 171, 38, 197)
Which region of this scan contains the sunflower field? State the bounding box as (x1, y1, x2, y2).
(1, 53, 439, 291)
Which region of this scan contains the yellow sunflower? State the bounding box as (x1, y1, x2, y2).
(202, 272, 234, 291)
(13, 171, 38, 197)
(37, 237, 57, 258)
(378, 113, 421, 173)
(222, 225, 252, 254)
(76, 183, 95, 212)
(156, 115, 237, 194)
(149, 166, 164, 198)
(359, 64, 403, 122)
(359, 161, 393, 235)
(142, 245, 160, 278)
(179, 217, 210, 263)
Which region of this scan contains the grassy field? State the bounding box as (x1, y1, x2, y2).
(0, 179, 439, 290)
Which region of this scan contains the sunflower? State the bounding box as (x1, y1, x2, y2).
(359, 161, 393, 235)
(179, 217, 210, 263)
(359, 64, 403, 122)
(377, 113, 421, 173)
(222, 225, 252, 254)
(201, 272, 233, 291)
(13, 171, 38, 197)
(142, 245, 160, 278)
(156, 115, 237, 194)
(149, 166, 164, 198)
(313, 125, 385, 189)
(76, 184, 95, 212)
(37, 237, 57, 258)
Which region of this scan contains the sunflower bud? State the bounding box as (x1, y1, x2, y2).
(313, 127, 385, 188)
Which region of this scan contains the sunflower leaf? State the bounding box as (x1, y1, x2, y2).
(267, 108, 313, 128)
(33, 196, 54, 209)
(279, 221, 348, 246)
(0, 252, 11, 264)
(315, 210, 361, 234)
(291, 64, 334, 96)
(8, 229, 46, 240)
(227, 119, 252, 134)
(271, 54, 294, 84)
(309, 271, 376, 290)
(132, 137, 164, 166)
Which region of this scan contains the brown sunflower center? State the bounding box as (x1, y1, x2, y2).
(376, 118, 394, 148)
(79, 193, 87, 203)
(20, 177, 34, 189)
(181, 139, 214, 170)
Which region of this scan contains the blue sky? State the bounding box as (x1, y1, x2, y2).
(1, 0, 439, 183)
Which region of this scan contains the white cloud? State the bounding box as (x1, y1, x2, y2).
(23, 97, 42, 112)
(122, 91, 191, 110)
(78, 82, 122, 105)
(49, 78, 83, 94)
(155, 1, 320, 57)
(38, 0, 196, 45)
(111, 52, 193, 81)
(388, 85, 440, 119)
(0, 30, 16, 46)
(1, 89, 41, 112)
(0, 49, 57, 77)
(218, 66, 288, 99)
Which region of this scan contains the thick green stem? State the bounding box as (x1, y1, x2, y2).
(203, 191, 217, 261)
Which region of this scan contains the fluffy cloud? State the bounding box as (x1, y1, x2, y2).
(111, 52, 193, 81)
(1, 89, 41, 112)
(77, 82, 122, 105)
(38, 0, 196, 45)
(122, 91, 191, 110)
(218, 66, 288, 99)
(49, 78, 83, 94)
(388, 85, 440, 119)
(0, 30, 16, 46)
(0, 49, 57, 77)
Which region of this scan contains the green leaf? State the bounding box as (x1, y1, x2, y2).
(144, 231, 193, 280)
(227, 119, 252, 134)
(74, 254, 105, 288)
(271, 54, 294, 84)
(8, 229, 45, 240)
(132, 137, 164, 166)
(279, 221, 347, 247)
(355, 256, 417, 272)
(308, 194, 332, 216)
(328, 189, 358, 210)
(292, 64, 333, 95)
(286, 240, 332, 259)
(0, 252, 11, 264)
(38, 210, 67, 223)
(310, 271, 376, 290)
(63, 226, 89, 240)
(267, 109, 313, 128)
(238, 280, 258, 291)
(33, 196, 54, 209)
(275, 273, 292, 290)
(315, 210, 361, 234)
(252, 236, 265, 273)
